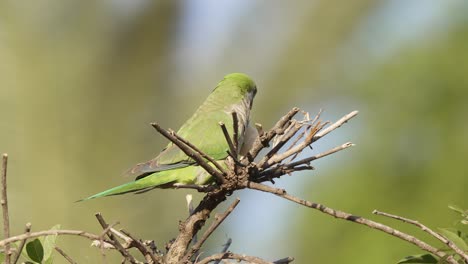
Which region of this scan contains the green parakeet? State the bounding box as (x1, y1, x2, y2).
(81, 73, 257, 200)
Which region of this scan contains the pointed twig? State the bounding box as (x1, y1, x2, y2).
(120, 229, 161, 264)
(95, 213, 139, 264)
(151, 123, 226, 184)
(1, 153, 10, 264)
(232, 111, 239, 151)
(246, 182, 458, 264)
(12, 222, 31, 264)
(97, 222, 121, 245)
(313, 110, 358, 141)
(255, 142, 353, 182)
(196, 252, 273, 264)
(54, 246, 77, 264)
(286, 142, 354, 168)
(0, 230, 103, 246)
(285, 124, 311, 162)
(373, 210, 468, 262)
(219, 122, 237, 158)
(257, 121, 302, 168)
(173, 184, 216, 192)
(165, 189, 230, 263)
(183, 198, 241, 263)
(248, 107, 300, 159)
(264, 121, 325, 167)
(168, 128, 228, 176)
(110, 228, 132, 246)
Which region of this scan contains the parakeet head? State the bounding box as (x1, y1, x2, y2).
(214, 73, 257, 110)
(221, 72, 257, 95)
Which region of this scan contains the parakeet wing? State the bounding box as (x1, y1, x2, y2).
(126, 102, 234, 179)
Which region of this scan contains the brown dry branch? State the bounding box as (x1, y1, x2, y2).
(152, 123, 226, 184)
(95, 213, 139, 264)
(219, 122, 238, 159)
(0, 229, 103, 246)
(1, 154, 11, 264)
(247, 182, 459, 264)
(231, 112, 240, 151)
(54, 246, 77, 264)
(168, 128, 228, 176)
(182, 198, 240, 262)
(120, 229, 162, 264)
(373, 210, 468, 262)
(1, 107, 464, 264)
(12, 222, 31, 264)
(195, 252, 277, 264)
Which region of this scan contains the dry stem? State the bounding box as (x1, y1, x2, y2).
(1, 154, 10, 264)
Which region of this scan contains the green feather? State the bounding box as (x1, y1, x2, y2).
(80, 73, 257, 201)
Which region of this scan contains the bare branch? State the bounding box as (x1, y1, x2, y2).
(247, 182, 458, 264)
(219, 122, 237, 158)
(286, 142, 354, 168)
(168, 128, 228, 176)
(373, 210, 468, 262)
(151, 123, 225, 184)
(165, 190, 229, 263)
(232, 111, 239, 151)
(196, 252, 274, 264)
(0, 230, 104, 247)
(120, 229, 161, 264)
(1, 153, 10, 264)
(95, 213, 139, 264)
(255, 142, 353, 183)
(257, 121, 302, 168)
(54, 246, 77, 264)
(183, 198, 241, 262)
(110, 227, 132, 246)
(174, 184, 216, 193)
(264, 121, 325, 167)
(12, 222, 31, 264)
(313, 110, 358, 141)
(248, 107, 300, 160)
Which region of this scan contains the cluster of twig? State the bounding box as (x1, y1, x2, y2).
(153, 107, 357, 263)
(1, 108, 467, 264)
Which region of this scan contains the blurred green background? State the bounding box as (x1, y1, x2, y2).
(1, 1, 467, 263)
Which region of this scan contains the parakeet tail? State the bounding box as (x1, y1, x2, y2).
(77, 172, 175, 201)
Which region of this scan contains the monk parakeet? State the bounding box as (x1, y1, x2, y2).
(82, 73, 257, 200)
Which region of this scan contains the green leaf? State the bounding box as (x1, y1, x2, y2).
(42, 224, 60, 264)
(0, 252, 5, 263)
(398, 253, 438, 263)
(26, 238, 44, 263)
(438, 228, 468, 251)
